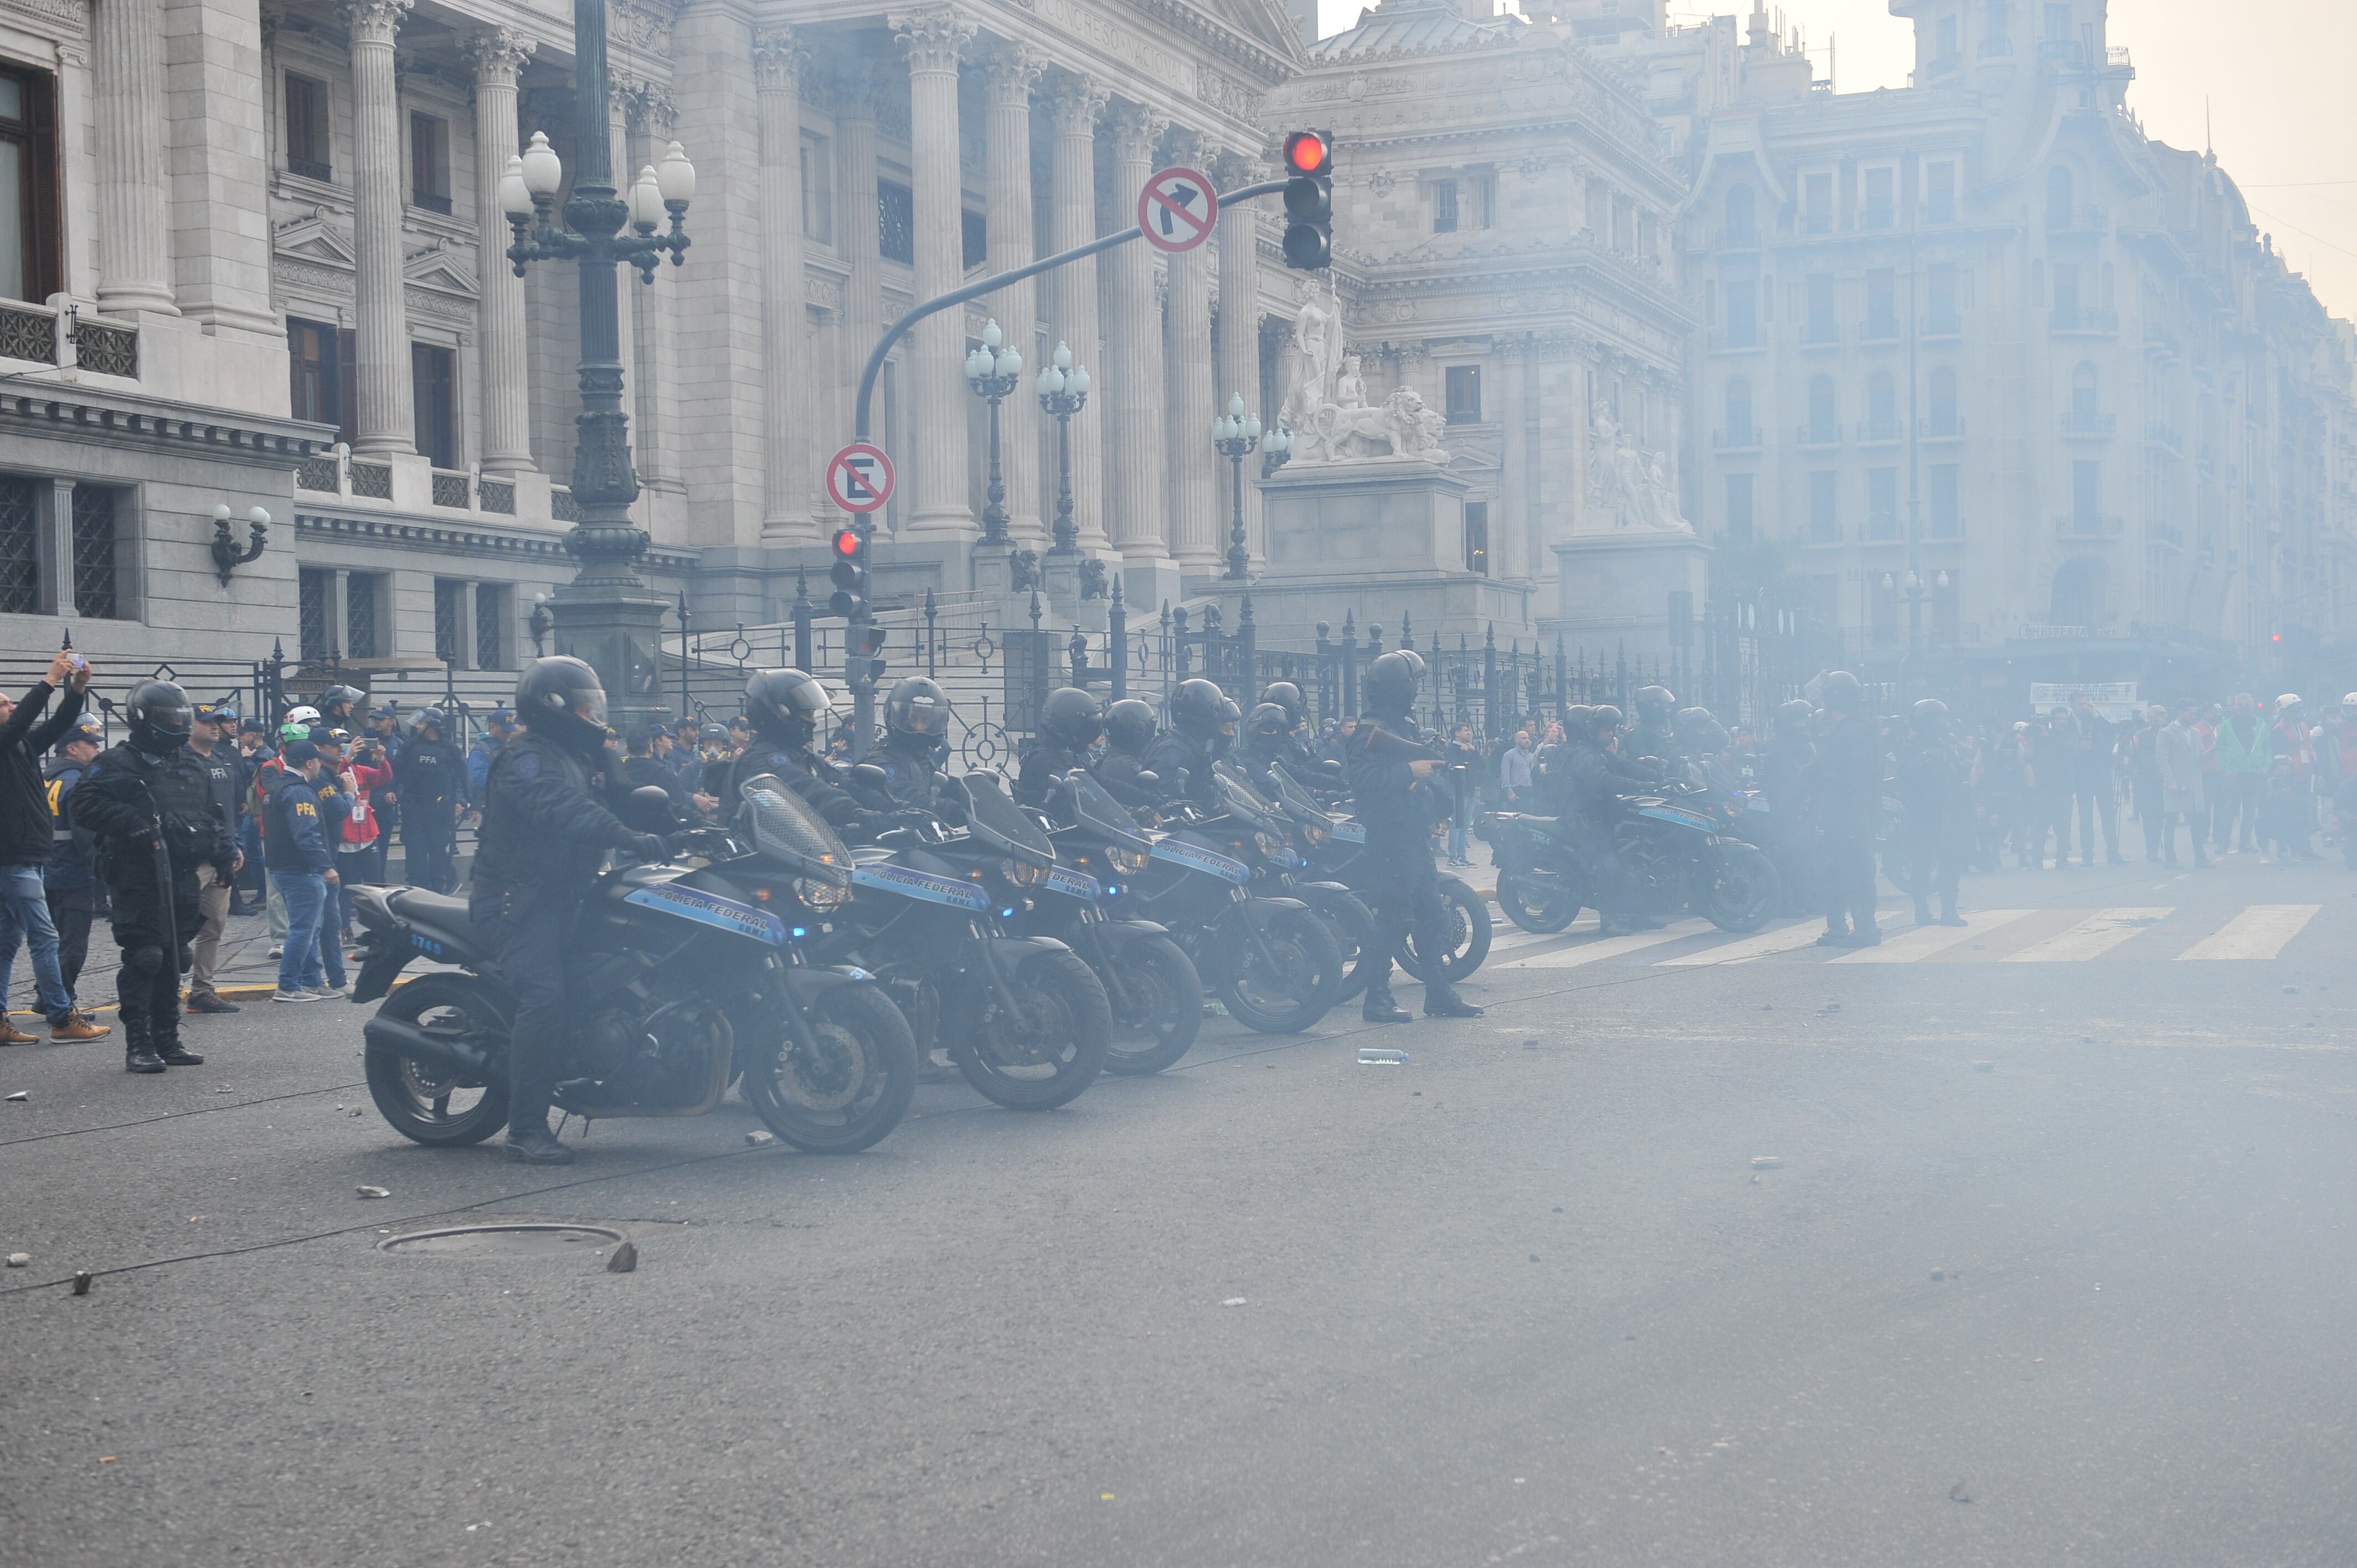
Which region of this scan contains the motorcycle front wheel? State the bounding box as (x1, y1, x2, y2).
(1309, 888, 1382, 1002)
(1098, 933, 1203, 1076)
(1702, 842, 1779, 933)
(953, 949, 1112, 1110)
(1214, 905, 1344, 1034)
(1395, 874, 1494, 983)
(1497, 866, 1580, 933)
(363, 973, 508, 1147)
(742, 982, 918, 1154)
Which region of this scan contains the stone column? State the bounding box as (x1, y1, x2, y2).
(755, 27, 812, 540)
(1103, 104, 1170, 565)
(344, 0, 414, 455)
(1498, 337, 1529, 582)
(1213, 151, 1263, 568)
(981, 43, 1043, 544)
(1164, 137, 1219, 571)
(466, 29, 534, 474)
(92, 0, 176, 314)
(892, 4, 975, 539)
(1044, 76, 1108, 549)
(834, 68, 884, 458)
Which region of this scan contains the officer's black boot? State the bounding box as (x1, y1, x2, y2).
(153, 984, 203, 1066)
(505, 1117, 575, 1165)
(1361, 978, 1412, 1025)
(1938, 893, 1967, 927)
(123, 1012, 164, 1075)
(1423, 985, 1483, 1019)
(1913, 896, 1934, 926)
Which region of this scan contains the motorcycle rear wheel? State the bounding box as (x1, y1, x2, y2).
(953, 949, 1112, 1110)
(1396, 874, 1494, 982)
(1214, 906, 1344, 1034)
(1702, 842, 1779, 933)
(1099, 933, 1202, 1076)
(1497, 867, 1580, 933)
(1310, 889, 1382, 1002)
(363, 974, 508, 1147)
(742, 983, 918, 1154)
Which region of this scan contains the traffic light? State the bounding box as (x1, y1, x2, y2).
(828, 525, 867, 617)
(1282, 130, 1332, 271)
(845, 623, 888, 692)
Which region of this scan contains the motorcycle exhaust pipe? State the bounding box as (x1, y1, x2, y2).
(361, 1012, 491, 1079)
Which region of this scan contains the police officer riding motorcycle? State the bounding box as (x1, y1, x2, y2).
(872, 677, 955, 809)
(1094, 698, 1161, 809)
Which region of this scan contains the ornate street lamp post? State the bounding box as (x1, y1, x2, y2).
(1211, 393, 1263, 582)
(1035, 341, 1090, 554)
(964, 319, 1024, 548)
(497, 0, 693, 730)
(1260, 423, 1293, 479)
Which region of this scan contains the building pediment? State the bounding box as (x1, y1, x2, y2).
(274, 208, 357, 272)
(403, 238, 480, 298)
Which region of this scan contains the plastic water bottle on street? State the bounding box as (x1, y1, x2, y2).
(1356, 1048, 1409, 1066)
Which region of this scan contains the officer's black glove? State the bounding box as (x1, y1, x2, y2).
(622, 832, 668, 862)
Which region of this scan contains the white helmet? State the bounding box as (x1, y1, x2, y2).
(2276, 693, 2302, 712)
(2342, 693, 2357, 708)
(286, 704, 322, 724)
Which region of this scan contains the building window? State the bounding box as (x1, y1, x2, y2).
(346, 572, 382, 659)
(2051, 556, 2099, 625)
(285, 73, 331, 181)
(1444, 365, 1482, 424)
(433, 579, 462, 664)
(299, 568, 332, 660)
(409, 112, 450, 213)
(1724, 377, 1753, 445)
(1433, 178, 1459, 234)
(1807, 375, 1838, 443)
(1862, 167, 1894, 230)
(0, 474, 39, 613)
(1724, 279, 1757, 347)
(1865, 269, 1897, 339)
(70, 485, 122, 620)
(1869, 467, 1899, 539)
(1803, 172, 1833, 234)
(1725, 473, 1754, 539)
(1725, 185, 1757, 247)
(1926, 161, 1957, 224)
(1927, 263, 1960, 334)
(0, 68, 61, 303)
(286, 317, 353, 445)
(2071, 360, 2100, 420)
(800, 134, 833, 244)
(961, 208, 986, 271)
(1935, 14, 1959, 63)
(1463, 501, 1488, 576)
(1928, 367, 1959, 435)
(877, 178, 914, 265)
(1929, 464, 1960, 538)
(1867, 371, 1898, 440)
(476, 583, 510, 669)
(2044, 2, 2072, 40)
(1809, 471, 1839, 542)
(1804, 274, 1836, 343)
(411, 343, 456, 470)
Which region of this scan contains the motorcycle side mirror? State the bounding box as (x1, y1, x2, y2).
(624, 785, 678, 832)
(1134, 770, 1161, 791)
(1170, 767, 1190, 794)
(851, 763, 890, 793)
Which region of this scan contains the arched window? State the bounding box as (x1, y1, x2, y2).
(2071, 361, 2100, 420)
(1724, 376, 1753, 445)
(1725, 185, 1757, 247)
(1868, 370, 1897, 437)
(1929, 367, 1959, 435)
(2051, 558, 2102, 626)
(2047, 166, 2075, 229)
(1808, 375, 1837, 442)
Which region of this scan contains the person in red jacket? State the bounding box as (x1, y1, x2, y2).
(327, 731, 395, 941)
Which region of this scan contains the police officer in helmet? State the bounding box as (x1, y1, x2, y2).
(1895, 697, 1970, 927)
(718, 669, 899, 836)
(471, 657, 666, 1163)
(1017, 687, 1104, 808)
(872, 676, 954, 809)
(1562, 703, 1663, 936)
(1144, 678, 1230, 811)
(1095, 698, 1161, 809)
(74, 681, 238, 1072)
(392, 706, 464, 893)
(1344, 651, 1482, 1023)
(1236, 701, 1296, 791)
(1629, 685, 1678, 764)
(318, 683, 365, 731)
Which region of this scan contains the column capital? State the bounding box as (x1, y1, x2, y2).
(889, 4, 973, 76)
(340, 0, 410, 48)
(461, 27, 533, 89)
(753, 26, 811, 96)
(1105, 103, 1169, 164)
(612, 74, 676, 133)
(826, 62, 888, 122)
(1207, 148, 1262, 188)
(979, 39, 1044, 106)
(1043, 74, 1109, 136)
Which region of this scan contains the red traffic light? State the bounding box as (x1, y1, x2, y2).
(1285, 131, 1331, 177)
(832, 527, 861, 557)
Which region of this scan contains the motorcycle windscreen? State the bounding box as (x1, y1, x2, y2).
(1211, 761, 1280, 832)
(1265, 764, 1334, 827)
(1066, 770, 1157, 855)
(738, 773, 855, 888)
(959, 772, 1056, 868)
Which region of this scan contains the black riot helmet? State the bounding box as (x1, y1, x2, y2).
(516, 657, 610, 750)
(413, 707, 447, 737)
(1563, 704, 1594, 735)
(319, 683, 365, 722)
(1362, 650, 1420, 718)
(884, 677, 952, 749)
(1777, 698, 1815, 731)
(1261, 680, 1305, 730)
(125, 679, 195, 753)
(1634, 684, 1676, 722)
(1169, 678, 1228, 741)
(1911, 697, 1950, 734)
(1819, 669, 1865, 714)
(1674, 706, 1714, 740)
(743, 668, 836, 750)
(1586, 704, 1624, 740)
(1247, 702, 1290, 742)
(1040, 687, 1105, 751)
(1212, 698, 1242, 759)
(1104, 698, 1157, 756)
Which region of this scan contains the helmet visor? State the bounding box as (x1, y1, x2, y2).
(572, 686, 609, 729)
(897, 702, 949, 737)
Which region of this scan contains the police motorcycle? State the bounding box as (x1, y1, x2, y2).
(1609, 781, 1780, 933)
(353, 776, 920, 1155)
(810, 769, 1112, 1111)
(1254, 762, 1384, 1002)
(1285, 765, 1494, 987)
(1015, 767, 1206, 1076)
(1481, 810, 1588, 935)
(1124, 761, 1344, 1034)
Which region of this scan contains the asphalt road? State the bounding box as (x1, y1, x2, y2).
(3, 851, 2353, 1567)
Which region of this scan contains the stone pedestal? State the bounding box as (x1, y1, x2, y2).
(1544, 530, 1712, 670)
(551, 584, 671, 736)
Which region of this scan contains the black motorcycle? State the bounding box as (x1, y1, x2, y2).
(816, 772, 1111, 1111)
(1284, 769, 1493, 986)
(1254, 763, 1383, 1002)
(1480, 810, 1588, 935)
(353, 777, 919, 1155)
(1614, 787, 1780, 932)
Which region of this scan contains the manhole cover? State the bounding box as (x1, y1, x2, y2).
(378, 1223, 625, 1258)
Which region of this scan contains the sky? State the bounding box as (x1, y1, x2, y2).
(1316, 1, 2357, 321)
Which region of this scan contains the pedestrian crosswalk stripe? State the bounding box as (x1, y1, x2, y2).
(2174, 904, 2322, 961)
(1486, 918, 1598, 956)
(1829, 911, 2040, 964)
(2000, 907, 2174, 963)
(1657, 921, 1824, 966)
(1511, 919, 1708, 969)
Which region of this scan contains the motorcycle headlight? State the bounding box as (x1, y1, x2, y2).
(1253, 829, 1287, 860)
(1301, 818, 1331, 846)
(1000, 857, 1048, 888)
(796, 877, 851, 913)
(1108, 846, 1150, 875)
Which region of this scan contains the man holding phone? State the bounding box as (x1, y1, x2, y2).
(0, 650, 109, 1043)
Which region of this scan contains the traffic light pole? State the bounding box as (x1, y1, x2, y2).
(840, 177, 1288, 756)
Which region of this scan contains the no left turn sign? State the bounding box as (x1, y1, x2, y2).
(826, 442, 894, 514)
(1138, 166, 1217, 254)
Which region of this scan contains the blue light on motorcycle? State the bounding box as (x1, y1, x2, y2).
(790, 927, 807, 938)
(1104, 884, 1119, 896)
(1000, 907, 1016, 919)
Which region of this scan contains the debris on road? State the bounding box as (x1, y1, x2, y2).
(71, 1271, 91, 1295)
(744, 1129, 774, 1147)
(1221, 1297, 1247, 1307)
(1949, 1481, 1973, 1504)
(356, 1185, 390, 1199)
(4, 1090, 25, 1102)
(1751, 1156, 1783, 1169)
(4, 1252, 27, 1267)
(606, 1241, 639, 1274)
(1357, 1048, 1408, 1066)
